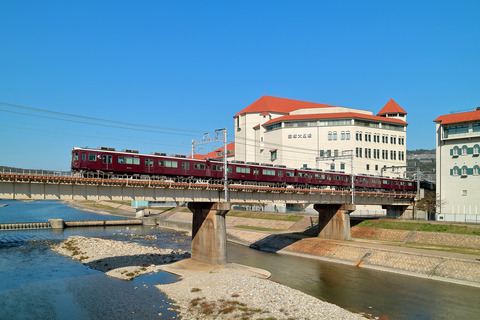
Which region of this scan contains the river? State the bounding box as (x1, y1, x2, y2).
(0, 200, 479, 319)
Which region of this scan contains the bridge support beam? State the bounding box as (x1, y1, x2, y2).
(314, 204, 356, 240)
(188, 202, 230, 265)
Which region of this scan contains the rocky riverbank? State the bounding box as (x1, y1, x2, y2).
(51, 235, 366, 320)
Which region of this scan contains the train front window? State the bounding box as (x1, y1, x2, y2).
(73, 152, 78, 161)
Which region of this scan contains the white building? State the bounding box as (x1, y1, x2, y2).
(234, 96, 408, 178)
(434, 109, 480, 222)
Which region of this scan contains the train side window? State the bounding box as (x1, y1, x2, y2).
(382, 180, 390, 184)
(133, 158, 140, 165)
(182, 162, 190, 170)
(159, 160, 165, 167)
(308, 173, 312, 179)
(278, 171, 284, 177)
(236, 167, 250, 174)
(262, 169, 275, 176)
(212, 164, 223, 171)
(345, 177, 349, 182)
(164, 161, 178, 168)
(194, 163, 206, 170)
(118, 157, 125, 164)
(327, 175, 332, 180)
(286, 171, 294, 177)
(315, 174, 325, 179)
(126, 157, 133, 164)
(89, 154, 96, 161)
(253, 169, 259, 175)
(82, 153, 86, 161)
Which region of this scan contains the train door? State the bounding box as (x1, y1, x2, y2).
(102, 154, 113, 171)
(145, 158, 154, 174)
(205, 160, 212, 178)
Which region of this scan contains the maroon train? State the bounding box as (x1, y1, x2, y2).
(71, 147, 416, 192)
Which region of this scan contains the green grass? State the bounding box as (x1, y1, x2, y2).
(228, 211, 303, 222)
(357, 220, 480, 236)
(235, 225, 286, 232)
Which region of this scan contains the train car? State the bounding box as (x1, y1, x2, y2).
(71, 147, 417, 193)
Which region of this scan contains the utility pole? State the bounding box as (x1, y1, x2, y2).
(192, 129, 229, 202)
(316, 150, 354, 204)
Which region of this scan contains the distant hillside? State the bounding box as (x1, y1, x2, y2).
(406, 149, 435, 181)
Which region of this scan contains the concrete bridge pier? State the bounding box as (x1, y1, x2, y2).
(383, 204, 415, 220)
(314, 204, 356, 240)
(187, 202, 230, 265)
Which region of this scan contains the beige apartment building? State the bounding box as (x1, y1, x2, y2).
(234, 96, 408, 178)
(434, 109, 480, 222)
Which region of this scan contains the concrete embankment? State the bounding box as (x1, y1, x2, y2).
(68, 201, 480, 288)
(155, 209, 480, 288)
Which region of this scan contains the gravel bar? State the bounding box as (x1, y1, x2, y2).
(51, 236, 366, 319)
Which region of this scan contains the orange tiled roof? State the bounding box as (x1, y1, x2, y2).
(377, 99, 407, 115)
(191, 142, 235, 160)
(262, 112, 408, 127)
(434, 110, 480, 125)
(234, 96, 334, 117)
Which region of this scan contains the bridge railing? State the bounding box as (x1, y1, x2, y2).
(0, 168, 73, 177)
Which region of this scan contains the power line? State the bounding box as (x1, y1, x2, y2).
(0, 108, 198, 137)
(0, 101, 206, 134)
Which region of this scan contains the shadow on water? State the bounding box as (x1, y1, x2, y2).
(85, 252, 191, 273)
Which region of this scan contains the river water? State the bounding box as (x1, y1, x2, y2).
(0, 200, 479, 319)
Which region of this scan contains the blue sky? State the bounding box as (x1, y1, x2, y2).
(1, 1, 479, 170)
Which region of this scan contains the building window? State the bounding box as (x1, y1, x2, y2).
(341, 131, 345, 140)
(445, 124, 469, 137)
(473, 123, 480, 132)
(462, 146, 468, 155)
(319, 150, 325, 157)
(375, 164, 379, 171)
(462, 166, 468, 176)
(346, 131, 350, 140)
(330, 163, 335, 170)
(366, 164, 370, 171)
(333, 131, 338, 140)
(473, 144, 479, 154)
(328, 132, 333, 140)
(270, 150, 277, 161)
(340, 163, 345, 170)
(334, 149, 339, 157)
(473, 166, 479, 175)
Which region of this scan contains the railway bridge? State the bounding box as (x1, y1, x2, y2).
(0, 172, 415, 265)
